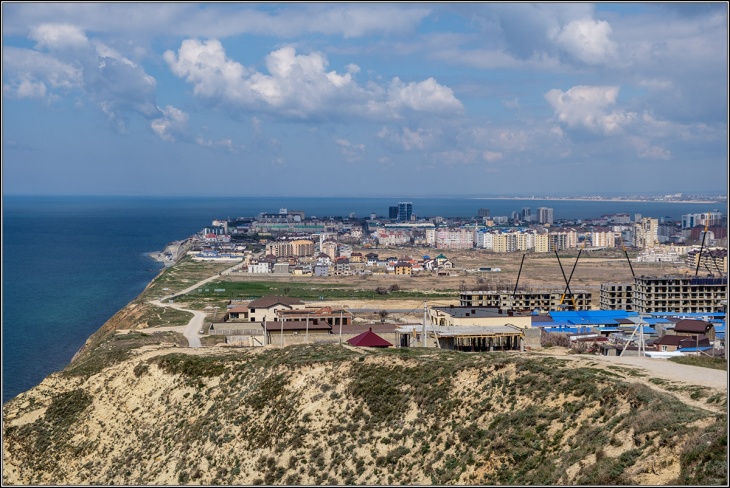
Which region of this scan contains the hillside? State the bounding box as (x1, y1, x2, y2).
(3, 339, 727, 485)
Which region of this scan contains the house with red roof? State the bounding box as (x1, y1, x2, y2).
(347, 328, 393, 348)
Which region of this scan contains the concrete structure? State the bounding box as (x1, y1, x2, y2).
(459, 289, 592, 312)
(632, 275, 727, 313)
(600, 283, 634, 311)
(427, 306, 532, 329)
(395, 324, 526, 351)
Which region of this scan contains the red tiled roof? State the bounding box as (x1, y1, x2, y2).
(228, 306, 249, 313)
(347, 328, 393, 347)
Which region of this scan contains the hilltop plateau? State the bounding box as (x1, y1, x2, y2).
(3, 337, 727, 485)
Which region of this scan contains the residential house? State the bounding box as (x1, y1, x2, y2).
(670, 319, 716, 341)
(247, 296, 306, 323)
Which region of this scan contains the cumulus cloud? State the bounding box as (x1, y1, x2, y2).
(30, 23, 88, 50)
(544, 85, 637, 135)
(2, 47, 82, 98)
(150, 105, 188, 142)
(4, 24, 162, 133)
(551, 18, 617, 65)
(164, 40, 462, 121)
(381, 77, 463, 116)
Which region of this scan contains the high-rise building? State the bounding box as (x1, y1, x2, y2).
(478, 208, 490, 218)
(397, 202, 413, 222)
(389, 206, 398, 220)
(538, 207, 554, 225)
(634, 218, 658, 248)
(521, 207, 532, 222)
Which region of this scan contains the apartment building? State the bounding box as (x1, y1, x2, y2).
(634, 217, 659, 249)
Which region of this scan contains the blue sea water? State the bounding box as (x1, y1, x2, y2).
(1, 195, 722, 402)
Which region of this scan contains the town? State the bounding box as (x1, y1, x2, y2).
(154, 201, 727, 359)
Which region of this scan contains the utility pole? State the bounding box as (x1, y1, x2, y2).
(339, 310, 343, 344)
(280, 318, 284, 347)
(423, 301, 428, 347)
(305, 317, 309, 344)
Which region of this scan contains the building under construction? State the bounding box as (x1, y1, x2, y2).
(459, 289, 592, 312)
(600, 275, 727, 313)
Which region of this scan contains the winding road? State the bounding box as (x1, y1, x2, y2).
(148, 260, 244, 348)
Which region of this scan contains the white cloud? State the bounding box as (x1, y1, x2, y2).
(383, 77, 463, 115)
(551, 18, 617, 65)
(195, 136, 238, 152)
(544, 85, 636, 135)
(165, 40, 462, 121)
(150, 105, 188, 142)
(378, 126, 439, 151)
(30, 23, 88, 50)
(2, 47, 82, 98)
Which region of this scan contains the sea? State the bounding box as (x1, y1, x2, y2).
(2, 195, 724, 403)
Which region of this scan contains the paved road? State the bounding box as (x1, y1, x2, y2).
(148, 261, 242, 348)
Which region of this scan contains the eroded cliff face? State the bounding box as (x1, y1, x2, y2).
(3, 342, 727, 485)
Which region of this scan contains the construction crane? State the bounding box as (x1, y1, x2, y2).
(555, 248, 580, 310)
(511, 253, 526, 311)
(695, 219, 710, 277)
(617, 234, 636, 279)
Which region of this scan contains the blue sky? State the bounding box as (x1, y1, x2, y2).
(2, 2, 727, 197)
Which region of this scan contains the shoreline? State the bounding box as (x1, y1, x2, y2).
(473, 197, 723, 204)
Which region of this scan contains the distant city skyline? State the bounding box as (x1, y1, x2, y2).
(2, 2, 728, 197)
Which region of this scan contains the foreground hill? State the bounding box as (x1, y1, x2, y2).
(3, 339, 726, 485)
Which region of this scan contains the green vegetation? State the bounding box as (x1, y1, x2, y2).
(180, 279, 454, 301)
(142, 257, 233, 299)
(5, 345, 727, 485)
(668, 355, 728, 371)
(63, 331, 187, 377)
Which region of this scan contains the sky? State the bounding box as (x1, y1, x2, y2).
(2, 2, 728, 197)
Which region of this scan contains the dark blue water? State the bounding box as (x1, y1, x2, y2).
(2, 195, 721, 402)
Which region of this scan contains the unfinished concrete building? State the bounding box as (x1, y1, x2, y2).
(600, 283, 635, 311)
(459, 289, 592, 312)
(632, 275, 727, 313)
(600, 275, 727, 313)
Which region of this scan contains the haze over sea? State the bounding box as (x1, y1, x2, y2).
(2, 195, 723, 402)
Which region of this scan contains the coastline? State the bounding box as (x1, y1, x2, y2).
(147, 239, 192, 267)
(473, 197, 723, 204)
